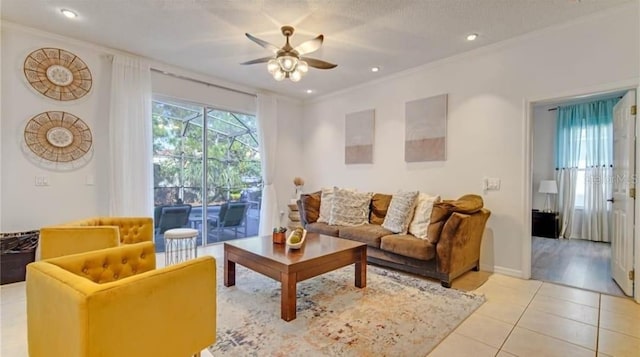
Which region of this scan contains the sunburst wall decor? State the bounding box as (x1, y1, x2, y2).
(22, 111, 93, 171)
(23, 48, 92, 101)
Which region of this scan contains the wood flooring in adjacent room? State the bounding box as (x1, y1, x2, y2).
(532, 236, 625, 297)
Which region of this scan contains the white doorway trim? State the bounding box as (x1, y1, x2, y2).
(522, 79, 638, 302)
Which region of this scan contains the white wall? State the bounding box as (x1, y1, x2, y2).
(532, 105, 556, 211)
(273, 97, 304, 225)
(301, 3, 639, 275)
(1, 25, 112, 231)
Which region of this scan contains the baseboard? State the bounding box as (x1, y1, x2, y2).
(480, 264, 523, 278)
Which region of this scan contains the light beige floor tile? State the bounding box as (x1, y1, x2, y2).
(475, 283, 536, 307)
(502, 327, 595, 357)
(0, 282, 26, 304)
(518, 309, 597, 350)
(600, 308, 640, 339)
(537, 283, 600, 308)
(454, 313, 514, 348)
(487, 274, 543, 293)
(529, 293, 599, 326)
(475, 300, 527, 324)
(428, 332, 498, 357)
(600, 294, 640, 317)
(598, 328, 640, 357)
(496, 351, 517, 357)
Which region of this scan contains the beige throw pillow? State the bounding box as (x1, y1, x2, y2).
(408, 193, 441, 240)
(317, 187, 335, 223)
(329, 188, 373, 226)
(382, 191, 419, 234)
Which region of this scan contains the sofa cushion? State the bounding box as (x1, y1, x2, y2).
(329, 188, 373, 226)
(299, 191, 321, 224)
(369, 193, 392, 225)
(305, 222, 342, 236)
(380, 234, 436, 261)
(338, 224, 393, 248)
(408, 193, 441, 240)
(427, 194, 484, 244)
(382, 191, 419, 234)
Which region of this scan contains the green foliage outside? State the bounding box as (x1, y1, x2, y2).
(152, 100, 262, 206)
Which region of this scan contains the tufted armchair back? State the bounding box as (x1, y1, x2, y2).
(39, 216, 153, 260)
(46, 241, 156, 284)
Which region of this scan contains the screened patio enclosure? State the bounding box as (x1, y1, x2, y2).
(152, 98, 262, 251)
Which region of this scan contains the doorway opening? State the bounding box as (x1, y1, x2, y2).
(530, 89, 635, 297)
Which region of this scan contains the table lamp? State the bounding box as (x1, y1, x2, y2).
(538, 180, 558, 213)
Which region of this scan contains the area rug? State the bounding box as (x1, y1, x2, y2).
(209, 264, 485, 356)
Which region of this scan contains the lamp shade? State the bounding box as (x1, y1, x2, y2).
(538, 180, 558, 194)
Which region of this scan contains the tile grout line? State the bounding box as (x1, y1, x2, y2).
(494, 281, 544, 355)
(595, 293, 601, 354)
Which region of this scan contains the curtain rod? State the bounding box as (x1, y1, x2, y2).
(150, 68, 257, 98)
(547, 95, 623, 111)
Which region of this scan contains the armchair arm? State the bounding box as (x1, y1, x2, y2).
(436, 208, 491, 278)
(39, 226, 120, 260)
(87, 256, 216, 356)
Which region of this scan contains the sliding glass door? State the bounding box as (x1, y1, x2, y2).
(152, 98, 261, 252)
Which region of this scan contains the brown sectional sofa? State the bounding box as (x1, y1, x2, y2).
(297, 192, 491, 287)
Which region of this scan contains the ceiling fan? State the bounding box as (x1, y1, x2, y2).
(241, 25, 337, 82)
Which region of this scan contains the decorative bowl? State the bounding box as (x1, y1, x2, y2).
(286, 229, 306, 249)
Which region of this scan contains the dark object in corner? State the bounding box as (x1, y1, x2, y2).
(1, 230, 39, 284)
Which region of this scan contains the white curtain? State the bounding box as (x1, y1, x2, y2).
(581, 166, 612, 241)
(108, 55, 153, 216)
(557, 168, 578, 238)
(257, 93, 280, 235)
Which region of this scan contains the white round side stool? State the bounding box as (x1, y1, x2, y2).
(164, 228, 198, 265)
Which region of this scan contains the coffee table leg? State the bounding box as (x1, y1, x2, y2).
(355, 246, 367, 288)
(281, 272, 297, 321)
(224, 251, 236, 287)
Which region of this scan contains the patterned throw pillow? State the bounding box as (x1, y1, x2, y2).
(317, 187, 335, 223)
(382, 191, 419, 234)
(408, 193, 441, 239)
(329, 188, 373, 226)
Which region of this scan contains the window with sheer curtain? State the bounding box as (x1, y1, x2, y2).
(555, 97, 618, 242)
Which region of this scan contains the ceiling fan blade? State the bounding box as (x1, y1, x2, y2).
(294, 34, 324, 56)
(301, 57, 337, 69)
(240, 57, 273, 65)
(245, 33, 279, 53)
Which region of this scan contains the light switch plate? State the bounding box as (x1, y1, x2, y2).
(487, 178, 501, 190)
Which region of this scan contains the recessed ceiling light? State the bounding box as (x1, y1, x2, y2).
(466, 33, 478, 41)
(371, 67, 380, 73)
(306, 89, 314, 94)
(60, 9, 78, 18)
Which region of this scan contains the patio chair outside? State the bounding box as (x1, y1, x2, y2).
(209, 202, 249, 240)
(154, 204, 192, 235)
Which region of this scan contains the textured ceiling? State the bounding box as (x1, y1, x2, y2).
(1, 0, 633, 99)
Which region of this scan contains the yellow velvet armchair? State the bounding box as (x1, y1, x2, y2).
(38, 216, 153, 259)
(27, 242, 216, 357)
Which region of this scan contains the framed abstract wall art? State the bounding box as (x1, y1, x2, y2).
(345, 109, 375, 164)
(404, 94, 447, 162)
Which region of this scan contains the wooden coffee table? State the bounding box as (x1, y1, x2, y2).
(224, 233, 367, 321)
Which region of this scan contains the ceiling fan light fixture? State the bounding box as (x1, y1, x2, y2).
(290, 70, 302, 82)
(267, 59, 279, 74)
(297, 61, 309, 73)
(60, 9, 78, 18)
(278, 56, 298, 72)
(273, 69, 286, 81)
(466, 33, 478, 41)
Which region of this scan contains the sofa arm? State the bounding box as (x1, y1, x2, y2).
(27, 253, 216, 357)
(436, 208, 491, 278)
(39, 226, 120, 260)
